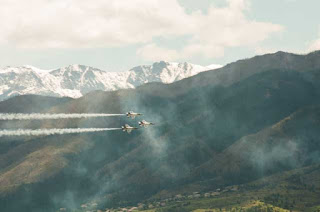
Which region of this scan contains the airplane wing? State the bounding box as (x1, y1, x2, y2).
(125, 124, 130, 127)
(127, 129, 132, 134)
(131, 116, 135, 119)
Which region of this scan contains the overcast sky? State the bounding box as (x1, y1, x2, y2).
(0, 0, 319, 71)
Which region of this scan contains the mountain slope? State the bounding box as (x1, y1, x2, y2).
(164, 51, 320, 97)
(0, 95, 71, 113)
(192, 105, 320, 183)
(0, 51, 320, 211)
(143, 164, 320, 212)
(0, 62, 221, 101)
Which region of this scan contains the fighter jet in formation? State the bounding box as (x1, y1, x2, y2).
(121, 124, 138, 134)
(122, 111, 155, 134)
(126, 111, 143, 119)
(138, 120, 155, 128)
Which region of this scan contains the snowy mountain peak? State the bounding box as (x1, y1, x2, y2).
(0, 62, 222, 101)
(21, 65, 42, 70)
(206, 64, 223, 70)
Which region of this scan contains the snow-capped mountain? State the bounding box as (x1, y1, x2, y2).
(0, 61, 222, 101)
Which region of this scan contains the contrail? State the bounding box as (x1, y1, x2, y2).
(0, 128, 122, 137)
(0, 113, 125, 120)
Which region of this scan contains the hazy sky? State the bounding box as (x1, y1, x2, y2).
(0, 0, 319, 71)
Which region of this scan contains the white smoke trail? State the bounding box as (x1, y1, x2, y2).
(0, 113, 125, 120)
(0, 128, 122, 137)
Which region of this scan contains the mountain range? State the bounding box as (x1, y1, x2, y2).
(0, 62, 222, 101)
(0, 51, 320, 211)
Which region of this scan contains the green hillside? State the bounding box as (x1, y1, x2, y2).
(1, 51, 320, 211)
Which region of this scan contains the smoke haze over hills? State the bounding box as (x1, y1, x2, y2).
(0, 51, 320, 211)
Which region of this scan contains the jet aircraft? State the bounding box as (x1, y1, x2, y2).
(122, 124, 138, 134)
(126, 111, 142, 119)
(138, 120, 155, 128)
